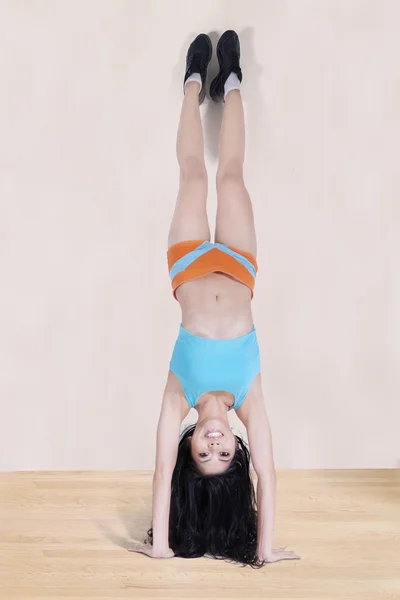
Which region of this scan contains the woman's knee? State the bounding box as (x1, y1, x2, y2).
(216, 167, 245, 195)
(179, 156, 207, 185)
(217, 156, 244, 184)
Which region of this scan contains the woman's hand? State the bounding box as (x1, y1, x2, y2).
(128, 543, 175, 559)
(258, 546, 301, 563)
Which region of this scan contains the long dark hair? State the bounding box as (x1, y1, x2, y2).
(146, 424, 265, 568)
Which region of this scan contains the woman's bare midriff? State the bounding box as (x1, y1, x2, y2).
(175, 272, 254, 339)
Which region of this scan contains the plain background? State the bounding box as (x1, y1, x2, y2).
(1, 0, 399, 470)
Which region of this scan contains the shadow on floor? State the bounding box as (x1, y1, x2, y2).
(92, 511, 150, 550)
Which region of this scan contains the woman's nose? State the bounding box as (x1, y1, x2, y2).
(208, 441, 220, 447)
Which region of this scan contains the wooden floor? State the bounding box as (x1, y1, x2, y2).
(0, 470, 399, 600)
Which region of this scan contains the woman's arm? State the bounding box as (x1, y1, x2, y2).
(236, 374, 276, 555)
(236, 375, 300, 562)
(129, 372, 188, 557)
(151, 372, 189, 554)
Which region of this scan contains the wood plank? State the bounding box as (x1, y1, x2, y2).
(0, 470, 399, 599)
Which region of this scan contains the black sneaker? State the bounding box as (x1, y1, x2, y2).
(210, 30, 242, 103)
(183, 34, 212, 105)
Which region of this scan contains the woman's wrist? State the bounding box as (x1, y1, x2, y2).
(152, 543, 170, 553)
(257, 545, 272, 557)
(150, 527, 170, 549)
(151, 544, 174, 558)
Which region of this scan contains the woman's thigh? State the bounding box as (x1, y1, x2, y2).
(167, 171, 211, 249)
(215, 173, 257, 257)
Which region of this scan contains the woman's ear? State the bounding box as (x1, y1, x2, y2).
(187, 436, 192, 445)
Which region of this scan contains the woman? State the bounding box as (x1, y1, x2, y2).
(129, 30, 300, 567)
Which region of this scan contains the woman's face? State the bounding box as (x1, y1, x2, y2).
(189, 421, 237, 475)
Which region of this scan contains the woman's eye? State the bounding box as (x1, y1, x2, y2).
(220, 452, 230, 457)
(199, 452, 208, 457)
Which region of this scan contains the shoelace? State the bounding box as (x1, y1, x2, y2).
(188, 51, 206, 71)
(230, 52, 240, 73)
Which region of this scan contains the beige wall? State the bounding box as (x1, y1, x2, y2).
(1, 1, 399, 471)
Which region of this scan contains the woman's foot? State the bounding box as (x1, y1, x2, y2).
(210, 30, 242, 103)
(183, 34, 212, 105)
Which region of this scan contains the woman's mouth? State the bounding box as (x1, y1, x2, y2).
(205, 429, 224, 439)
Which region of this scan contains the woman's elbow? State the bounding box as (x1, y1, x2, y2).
(153, 468, 173, 483)
(255, 465, 276, 483)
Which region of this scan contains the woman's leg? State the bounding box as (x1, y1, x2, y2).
(215, 89, 257, 257)
(167, 81, 210, 248)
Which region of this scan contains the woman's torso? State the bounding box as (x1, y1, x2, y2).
(171, 273, 259, 412)
(175, 272, 254, 339)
